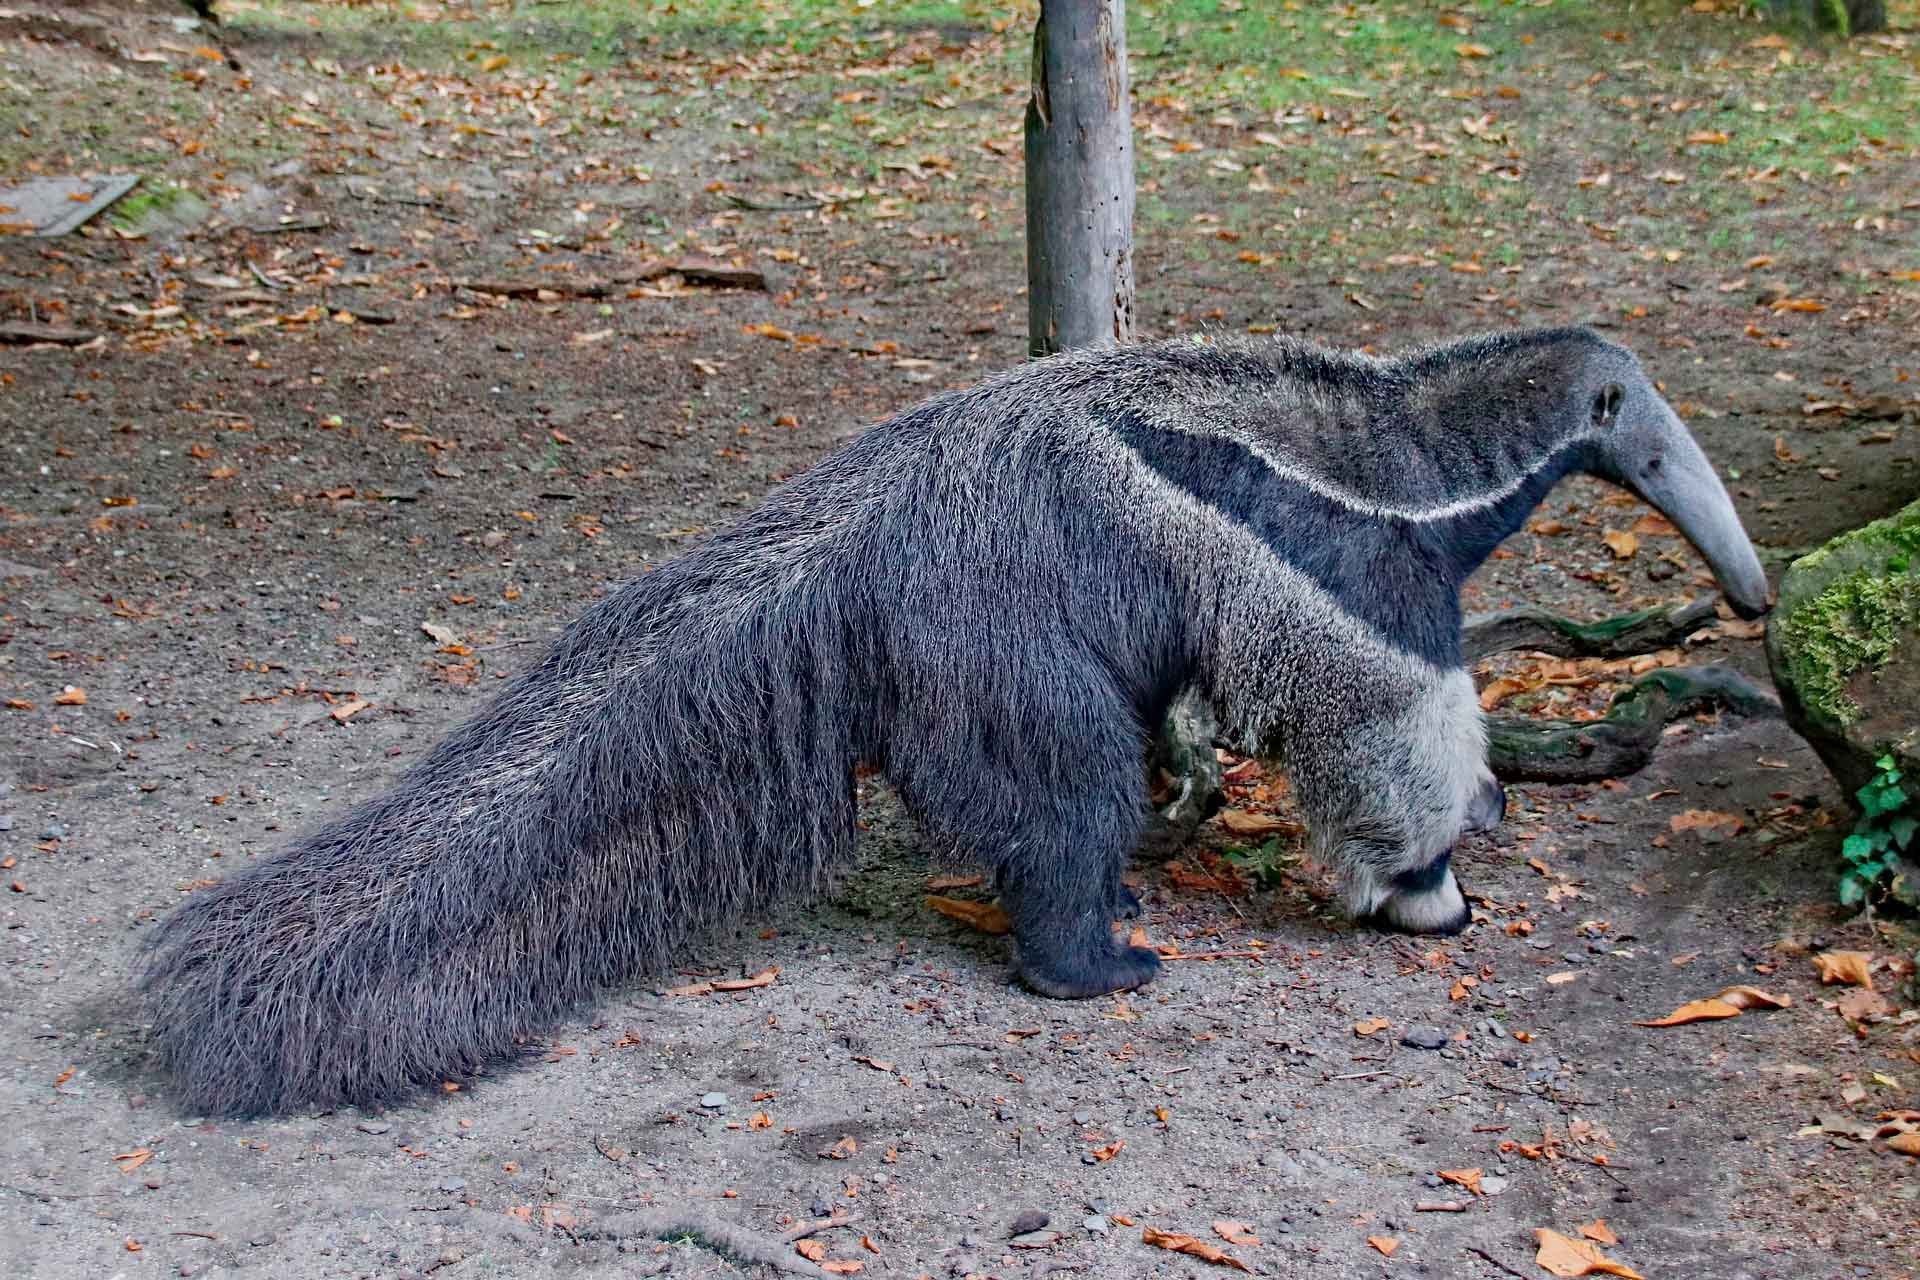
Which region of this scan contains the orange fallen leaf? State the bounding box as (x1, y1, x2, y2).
(1716, 985, 1791, 1011)
(1888, 1132, 1920, 1157)
(1354, 1017, 1391, 1037)
(113, 1149, 154, 1174)
(795, 1239, 827, 1262)
(861, 1235, 880, 1254)
(1090, 1140, 1125, 1161)
(1812, 951, 1873, 990)
(1634, 997, 1742, 1027)
(54, 686, 87, 706)
(819, 1135, 858, 1160)
(1213, 1220, 1260, 1246)
(1579, 1220, 1620, 1245)
(1437, 1167, 1484, 1195)
(749, 1112, 772, 1130)
(1601, 529, 1639, 559)
(329, 698, 370, 723)
(1534, 1228, 1645, 1279)
(822, 1262, 863, 1276)
(1368, 1235, 1400, 1256)
(1668, 809, 1743, 836)
(1479, 676, 1531, 711)
(1141, 1226, 1251, 1272)
(712, 967, 779, 991)
(925, 895, 1010, 935)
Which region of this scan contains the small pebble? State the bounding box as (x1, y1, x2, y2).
(1083, 1215, 1110, 1235)
(1481, 1175, 1510, 1196)
(699, 1092, 727, 1109)
(40, 823, 65, 840)
(438, 1177, 465, 1193)
(355, 1120, 391, 1135)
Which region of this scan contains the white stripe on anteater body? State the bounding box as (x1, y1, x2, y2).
(137, 327, 1767, 1115)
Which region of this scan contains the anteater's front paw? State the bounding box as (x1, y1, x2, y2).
(1018, 943, 1161, 1000)
(1110, 882, 1143, 920)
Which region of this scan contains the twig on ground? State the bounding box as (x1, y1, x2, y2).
(582, 1207, 845, 1277)
(1414, 1201, 1470, 1213)
(1466, 1245, 1535, 1280)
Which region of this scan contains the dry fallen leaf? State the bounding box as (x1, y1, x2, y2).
(1354, 1017, 1391, 1037)
(711, 967, 779, 992)
(1669, 809, 1744, 836)
(795, 1239, 827, 1262)
(1601, 529, 1639, 559)
(1090, 1140, 1125, 1162)
(1479, 676, 1531, 711)
(113, 1149, 155, 1174)
(1141, 1227, 1251, 1272)
(1812, 950, 1873, 990)
(1213, 1220, 1260, 1246)
(1218, 808, 1300, 837)
(925, 895, 1010, 935)
(1579, 1220, 1620, 1245)
(1717, 985, 1791, 1011)
(819, 1135, 858, 1160)
(1368, 1235, 1400, 1256)
(1888, 1132, 1920, 1157)
(1534, 1228, 1645, 1279)
(1635, 984, 1789, 1027)
(821, 1262, 863, 1276)
(1437, 1167, 1484, 1196)
(53, 686, 87, 706)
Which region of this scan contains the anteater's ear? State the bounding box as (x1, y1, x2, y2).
(1590, 382, 1624, 427)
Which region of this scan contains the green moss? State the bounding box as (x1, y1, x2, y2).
(1778, 503, 1920, 726)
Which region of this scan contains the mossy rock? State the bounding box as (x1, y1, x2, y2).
(1765, 498, 1920, 799)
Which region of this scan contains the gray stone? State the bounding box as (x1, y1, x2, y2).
(438, 1177, 465, 1193)
(1008, 1210, 1049, 1236)
(355, 1120, 391, 1135)
(699, 1092, 727, 1109)
(1481, 1174, 1510, 1195)
(1083, 1215, 1110, 1235)
(1399, 1025, 1448, 1051)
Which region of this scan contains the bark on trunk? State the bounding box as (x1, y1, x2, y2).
(1024, 0, 1135, 356)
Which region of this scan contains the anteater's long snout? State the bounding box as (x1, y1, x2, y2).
(1613, 403, 1771, 619)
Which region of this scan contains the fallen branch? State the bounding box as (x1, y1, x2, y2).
(1487, 664, 1780, 783)
(0, 323, 97, 346)
(723, 191, 866, 213)
(1414, 1201, 1470, 1213)
(579, 1207, 849, 1277)
(1465, 598, 1716, 661)
(455, 257, 768, 300)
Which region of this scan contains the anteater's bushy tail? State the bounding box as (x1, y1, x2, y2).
(138, 556, 864, 1116)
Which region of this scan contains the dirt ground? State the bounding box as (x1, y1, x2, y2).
(3, 2, 1919, 1278)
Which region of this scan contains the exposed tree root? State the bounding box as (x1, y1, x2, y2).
(1464, 597, 1717, 662)
(1487, 664, 1780, 783)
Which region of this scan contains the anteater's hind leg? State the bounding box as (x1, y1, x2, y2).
(890, 664, 1160, 999)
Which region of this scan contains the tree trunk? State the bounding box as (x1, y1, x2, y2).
(1024, 0, 1135, 356)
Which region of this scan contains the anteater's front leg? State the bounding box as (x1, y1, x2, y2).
(1294, 669, 1487, 936)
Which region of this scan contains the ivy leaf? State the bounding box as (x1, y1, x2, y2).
(1838, 873, 1868, 908)
(1842, 832, 1879, 861)
(1890, 815, 1917, 850)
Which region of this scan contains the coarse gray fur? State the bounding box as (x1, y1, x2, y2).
(137, 327, 1769, 1116)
